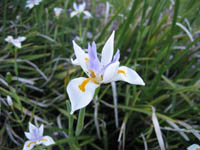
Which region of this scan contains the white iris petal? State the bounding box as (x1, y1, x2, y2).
(67, 77, 99, 114)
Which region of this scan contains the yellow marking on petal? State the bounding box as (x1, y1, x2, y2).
(196, 148, 200, 150)
(85, 57, 89, 61)
(91, 71, 96, 78)
(27, 141, 36, 147)
(78, 78, 99, 92)
(118, 69, 126, 75)
(39, 139, 48, 142)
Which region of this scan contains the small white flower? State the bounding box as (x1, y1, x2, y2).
(5, 36, 26, 48)
(23, 122, 55, 150)
(54, 7, 63, 18)
(6, 96, 13, 106)
(187, 144, 200, 150)
(26, 0, 42, 9)
(67, 31, 145, 114)
(70, 2, 92, 18)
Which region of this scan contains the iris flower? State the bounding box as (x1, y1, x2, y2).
(23, 122, 55, 150)
(67, 31, 145, 114)
(5, 36, 26, 49)
(70, 2, 92, 18)
(54, 7, 63, 18)
(26, 0, 42, 9)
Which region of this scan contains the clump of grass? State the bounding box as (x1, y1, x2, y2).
(0, 0, 200, 150)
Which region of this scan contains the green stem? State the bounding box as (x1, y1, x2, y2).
(75, 107, 85, 136)
(66, 100, 80, 150)
(78, 15, 83, 44)
(66, 100, 74, 137)
(54, 23, 58, 41)
(14, 48, 18, 77)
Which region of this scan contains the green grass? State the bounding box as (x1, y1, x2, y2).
(0, 0, 200, 149)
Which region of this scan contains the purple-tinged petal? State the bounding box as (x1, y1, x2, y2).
(99, 50, 120, 74)
(33, 128, 38, 139)
(112, 49, 120, 63)
(88, 42, 101, 73)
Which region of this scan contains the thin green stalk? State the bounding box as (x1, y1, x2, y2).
(75, 107, 85, 136)
(11, 47, 19, 77)
(66, 100, 74, 137)
(14, 54, 18, 77)
(66, 100, 81, 150)
(78, 15, 83, 44)
(54, 23, 59, 41)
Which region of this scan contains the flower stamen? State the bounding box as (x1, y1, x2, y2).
(78, 78, 99, 92)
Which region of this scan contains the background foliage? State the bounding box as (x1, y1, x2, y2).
(0, 0, 200, 149)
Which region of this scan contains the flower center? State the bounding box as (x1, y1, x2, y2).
(78, 78, 99, 92)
